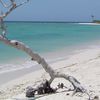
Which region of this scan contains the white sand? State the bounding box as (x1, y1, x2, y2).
(0, 46, 100, 100)
(78, 23, 100, 25)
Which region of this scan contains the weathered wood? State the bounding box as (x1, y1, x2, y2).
(0, 35, 87, 95)
(0, 1, 90, 99)
(0, 0, 29, 18)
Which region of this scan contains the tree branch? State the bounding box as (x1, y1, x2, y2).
(0, 0, 30, 37)
(0, 35, 88, 96)
(0, 1, 90, 99)
(0, 35, 55, 78)
(1, 0, 30, 18)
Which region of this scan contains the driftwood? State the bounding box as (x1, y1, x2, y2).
(0, 0, 91, 99)
(26, 80, 56, 97)
(0, 36, 87, 95)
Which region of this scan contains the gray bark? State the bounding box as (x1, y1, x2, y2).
(0, 35, 86, 94)
(0, 0, 90, 98)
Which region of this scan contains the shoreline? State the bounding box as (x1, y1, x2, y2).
(0, 38, 100, 73)
(0, 42, 100, 99)
(78, 22, 100, 25)
(0, 39, 100, 83)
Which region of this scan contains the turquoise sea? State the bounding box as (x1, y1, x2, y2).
(0, 22, 100, 63)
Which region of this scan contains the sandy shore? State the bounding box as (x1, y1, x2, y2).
(0, 45, 100, 100)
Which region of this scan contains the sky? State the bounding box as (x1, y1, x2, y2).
(1, 0, 100, 22)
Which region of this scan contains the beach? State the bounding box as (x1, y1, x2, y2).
(0, 23, 100, 100)
(0, 44, 100, 100)
(0, 0, 100, 99)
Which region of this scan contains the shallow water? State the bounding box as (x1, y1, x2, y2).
(1, 22, 100, 61)
(0, 22, 100, 73)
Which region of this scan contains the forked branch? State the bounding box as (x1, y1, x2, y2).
(0, 0, 30, 18)
(0, 35, 89, 98)
(0, 1, 90, 99)
(0, 0, 30, 37)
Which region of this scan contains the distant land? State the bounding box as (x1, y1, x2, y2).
(92, 20, 100, 24)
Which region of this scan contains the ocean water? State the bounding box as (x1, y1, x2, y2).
(0, 22, 100, 73)
(1, 22, 100, 61)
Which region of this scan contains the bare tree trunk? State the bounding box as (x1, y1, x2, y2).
(0, 35, 86, 94)
(0, 1, 89, 98)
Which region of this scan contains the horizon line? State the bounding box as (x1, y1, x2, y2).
(5, 21, 91, 23)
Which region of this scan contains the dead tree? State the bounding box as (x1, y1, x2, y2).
(0, 0, 90, 98)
